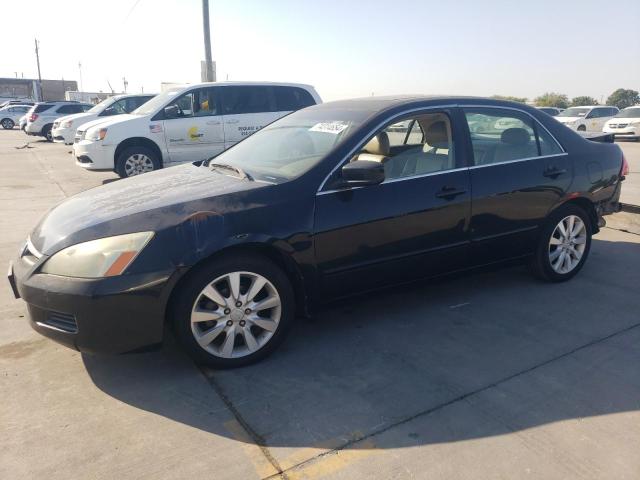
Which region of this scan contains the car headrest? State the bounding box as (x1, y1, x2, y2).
(424, 121, 449, 148)
(501, 128, 530, 146)
(363, 132, 390, 156)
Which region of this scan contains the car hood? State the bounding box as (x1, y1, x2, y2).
(607, 117, 640, 124)
(30, 163, 268, 255)
(556, 116, 581, 123)
(76, 113, 140, 132)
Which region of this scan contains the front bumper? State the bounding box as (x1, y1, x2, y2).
(9, 256, 183, 354)
(52, 126, 75, 144)
(603, 126, 638, 138)
(73, 140, 117, 170)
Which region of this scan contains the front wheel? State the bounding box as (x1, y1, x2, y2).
(577, 125, 587, 132)
(1, 119, 14, 129)
(530, 204, 592, 282)
(115, 146, 160, 178)
(43, 125, 53, 141)
(173, 254, 295, 368)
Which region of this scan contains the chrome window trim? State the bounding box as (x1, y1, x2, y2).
(468, 152, 568, 170)
(462, 104, 566, 154)
(316, 104, 457, 194)
(25, 236, 42, 259)
(316, 102, 567, 196)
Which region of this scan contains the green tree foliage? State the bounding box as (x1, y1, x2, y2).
(534, 92, 570, 109)
(570, 96, 598, 107)
(606, 89, 640, 109)
(491, 95, 527, 103)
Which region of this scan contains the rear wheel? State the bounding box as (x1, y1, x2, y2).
(43, 124, 53, 142)
(1, 119, 14, 129)
(173, 254, 295, 368)
(530, 204, 592, 282)
(115, 145, 160, 178)
(577, 125, 586, 132)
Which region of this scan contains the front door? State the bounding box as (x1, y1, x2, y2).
(314, 109, 472, 300)
(461, 106, 571, 264)
(163, 86, 225, 165)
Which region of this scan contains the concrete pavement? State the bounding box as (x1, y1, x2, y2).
(1, 130, 639, 479)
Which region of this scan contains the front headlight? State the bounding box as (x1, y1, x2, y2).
(61, 120, 73, 128)
(40, 232, 154, 278)
(628, 120, 639, 125)
(87, 127, 108, 141)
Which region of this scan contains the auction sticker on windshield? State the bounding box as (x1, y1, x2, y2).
(309, 121, 350, 134)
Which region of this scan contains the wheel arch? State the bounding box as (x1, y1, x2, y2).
(114, 137, 164, 169)
(164, 243, 310, 327)
(551, 197, 599, 234)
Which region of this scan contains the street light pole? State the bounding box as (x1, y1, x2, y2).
(34, 39, 43, 101)
(78, 62, 83, 93)
(202, 0, 215, 82)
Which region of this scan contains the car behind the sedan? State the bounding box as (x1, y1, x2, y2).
(8, 96, 626, 368)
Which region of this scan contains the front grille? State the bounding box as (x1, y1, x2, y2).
(45, 311, 78, 333)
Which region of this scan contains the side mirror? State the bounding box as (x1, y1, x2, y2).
(164, 105, 179, 119)
(341, 160, 385, 186)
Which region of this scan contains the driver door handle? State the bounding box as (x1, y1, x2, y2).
(206, 120, 221, 126)
(226, 120, 239, 124)
(435, 186, 467, 200)
(543, 167, 567, 178)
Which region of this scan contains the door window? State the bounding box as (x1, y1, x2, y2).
(192, 87, 219, 117)
(221, 86, 274, 115)
(463, 108, 562, 165)
(273, 86, 315, 111)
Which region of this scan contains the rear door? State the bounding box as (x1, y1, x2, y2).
(461, 106, 569, 264)
(220, 86, 280, 148)
(314, 108, 472, 299)
(162, 86, 225, 164)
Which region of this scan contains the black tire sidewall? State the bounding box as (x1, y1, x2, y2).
(116, 145, 160, 178)
(533, 204, 592, 282)
(1, 119, 13, 129)
(43, 125, 53, 141)
(172, 254, 295, 368)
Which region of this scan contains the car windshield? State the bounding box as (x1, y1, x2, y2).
(615, 107, 640, 118)
(207, 107, 369, 183)
(131, 88, 182, 115)
(87, 97, 116, 113)
(558, 107, 590, 117)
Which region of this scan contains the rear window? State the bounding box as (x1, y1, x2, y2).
(221, 86, 273, 115)
(34, 104, 54, 113)
(273, 86, 316, 111)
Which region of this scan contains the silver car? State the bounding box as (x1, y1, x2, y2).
(0, 105, 31, 129)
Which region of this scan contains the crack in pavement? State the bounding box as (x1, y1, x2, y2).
(200, 321, 640, 480)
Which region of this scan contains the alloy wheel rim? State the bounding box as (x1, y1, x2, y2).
(124, 154, 154, 176)
(548, 215, 587, 274)
(190, 271, 281, 358)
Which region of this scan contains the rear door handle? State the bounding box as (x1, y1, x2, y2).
(226, 120, 239, 124)
(435, 186, 467, 200)
(543, 167, 567, 178)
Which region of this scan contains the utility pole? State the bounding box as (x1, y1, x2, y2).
(34, 39, 43, 101)
(202, 0, 215, 82)
(78, 62, 83, 92)
(123, 77, 128, 93)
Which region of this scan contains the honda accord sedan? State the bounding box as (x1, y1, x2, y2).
(8, 96, 626, 368)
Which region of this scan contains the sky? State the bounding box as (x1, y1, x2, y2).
(3, 0, 639, 102)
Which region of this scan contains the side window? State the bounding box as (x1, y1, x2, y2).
(192, 87, 219, 117)
(222, 86, 274, 115)
(56, 105, 73, 114)
(463, 108, 562, 165)
(104, 99, 128, 116)
(607, 108, 618, 117)
(128, 96, 152, 111)
(587, 108, 603, 119)
(273, 86, 315, 111)
(164, 90, 195, 118)
(354, 112, 454, 181)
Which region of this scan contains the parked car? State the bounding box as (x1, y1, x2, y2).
(602, 105, 640, 140)
(0, 104, 32, 129)
(0, 99, 34, 108)
(52, 93, 156, 145)
(25, 101, 93, 141)
(537, 107, 562, 116)
(8, 97, 625, 367)
(73, 82, 322, 178)
(556, 105, 619, 132)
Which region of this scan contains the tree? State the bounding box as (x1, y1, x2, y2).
(534, 92, 569, 109)
(570, 96, 598, 107)
(491, 95, 527, 103)
(606, 89, 640, 109)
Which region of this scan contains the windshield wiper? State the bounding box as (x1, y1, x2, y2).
(209, 163, 253, 181)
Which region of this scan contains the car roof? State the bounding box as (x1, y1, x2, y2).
(110, 93, 157, 100)
(174, 81, 316, 90)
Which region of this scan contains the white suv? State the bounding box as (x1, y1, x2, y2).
(73, 81, 321, 177)
(52, 93, 156, 144)
(0, 105, 31, 129)
(555, 105, 619, 132)
(603, 105, 640, 140)
(25, 101, 93, 141)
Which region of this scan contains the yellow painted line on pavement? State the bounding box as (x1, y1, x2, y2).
(223, 419, 279, 479)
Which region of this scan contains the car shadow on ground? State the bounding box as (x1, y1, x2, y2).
(83, 237, 640, 451)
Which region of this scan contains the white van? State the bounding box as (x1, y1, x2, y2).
(555, 105, 619, 132)
(603, 105, 640, 140)
(73, 82, 322, 177)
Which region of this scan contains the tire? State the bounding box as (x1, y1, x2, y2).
(530, 204, 592, 282)
(115, 145, 161, 178)
(1, 119, 14, 129)
(43, 124, 53, 142)
(577, 125, 586, 132)
(172, 253, 295, 368)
